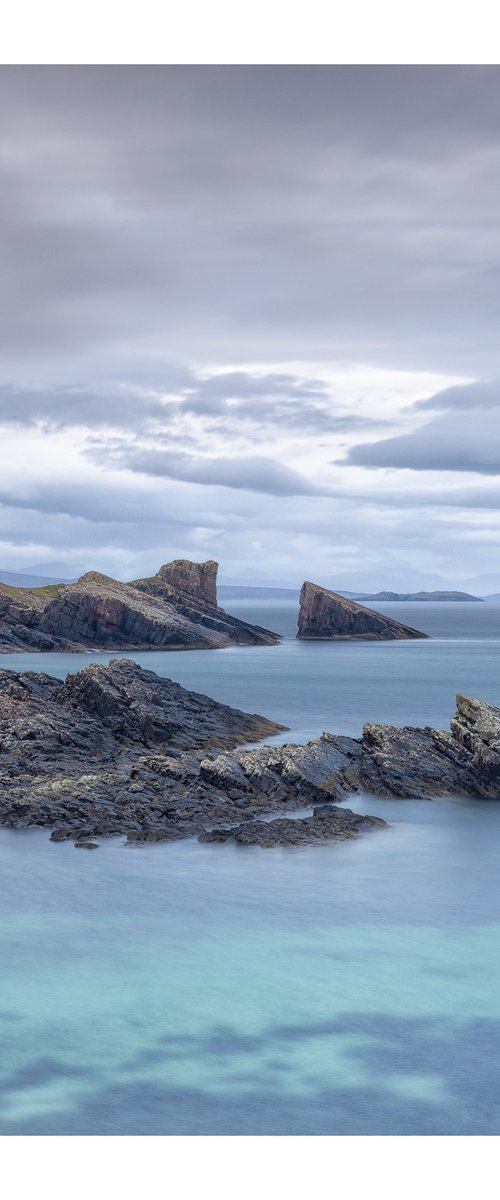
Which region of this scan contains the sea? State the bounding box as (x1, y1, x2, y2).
(1, 599, 500, 1135)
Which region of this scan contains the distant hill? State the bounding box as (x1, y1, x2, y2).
(0, 569, 74, 588)
(353, 590, 483, 603)
(482, 593, 500, 602)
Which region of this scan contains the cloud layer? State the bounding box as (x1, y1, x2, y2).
(1, 67, 500, 586)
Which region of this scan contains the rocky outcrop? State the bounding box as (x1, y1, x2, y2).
(0, 560, 279, 652)
(297, 581, 427, 640)
(0, 665, 499, 849)
(152, 559, 218, 606)
(199, 805, 386, 847)
(132, 561, 277, 647)
(450, 694, 500, 787)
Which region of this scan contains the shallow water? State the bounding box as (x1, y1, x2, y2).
(0, 602, 500, 1134)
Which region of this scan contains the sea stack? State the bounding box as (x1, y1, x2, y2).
(148, 559, 218, 607)
(297, 581, 428, 640)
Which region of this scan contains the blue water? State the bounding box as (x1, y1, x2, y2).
(1, 601, 500, 1135)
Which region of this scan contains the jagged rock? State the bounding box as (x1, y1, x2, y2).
(0, 559, 279, 652)
(451, 694, 500, 785)
(54, 658, 280, 751)
(199, 805, 387, 847)
(1, 666, 499, 848)
(297, 581, 428, 640)
(146, 559, 218, 606)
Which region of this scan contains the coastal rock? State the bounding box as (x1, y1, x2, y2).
(1, 661, 499, 848)
(297, 581, 428, 640)
(54, 658, 281, 751)
(199, 805, 387, 847)
(0, 560, 279, 653)
(151, 559, 218, 606)
(451, 694, 500, 786)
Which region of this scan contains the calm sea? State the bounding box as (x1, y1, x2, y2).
(1, 600, 499, 1135)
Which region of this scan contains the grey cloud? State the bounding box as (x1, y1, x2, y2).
(184, 372, 328, 410)
(343, 408, 500, 475)
(4, 67, 500, 585)
(0, 478, 230, 528)
(0, 382, 188, 432)
(1, 68, 500, 377)
(0, 373, 383, 439)
(112, 448, 324, 496)
(184, 374, 388, 434)
(414, 380, 500, 412)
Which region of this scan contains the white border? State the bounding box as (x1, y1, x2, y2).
(0, 1, 499, 66)
(1, 22, 500, 1197)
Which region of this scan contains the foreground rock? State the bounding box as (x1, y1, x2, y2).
(0, 660, 499, 849)
(0, 559, 279, 652)
(199, 805, 386, 847)
(0, 658, 380, 847)
(297, 581, 427, 640)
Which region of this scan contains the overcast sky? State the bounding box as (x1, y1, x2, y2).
(1, 65, 500, 589)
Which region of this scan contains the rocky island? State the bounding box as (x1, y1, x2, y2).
(0, 559, 280, 652)
(297, 581, 428, 640)
(0, 657, 498, 849)
(353, 590, 482, 602)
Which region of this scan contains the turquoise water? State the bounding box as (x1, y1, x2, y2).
(1, 601, 500, 1134)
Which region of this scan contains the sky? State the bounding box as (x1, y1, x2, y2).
(1, 65, 500, 590)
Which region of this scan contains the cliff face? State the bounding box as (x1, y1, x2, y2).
(156, 559, 218, 606)
(0, 561, 280, 652)
(297, 581, 428, 640)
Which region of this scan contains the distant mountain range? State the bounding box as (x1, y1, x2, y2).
(219, 584, 486, 602)
(2, 570, 499, 603)
(352, 590, 483, 603)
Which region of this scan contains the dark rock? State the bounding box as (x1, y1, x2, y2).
(1, 662, 499, 849)
(199, 805, 387, 847)
(50, 827, 77, 842)
(297, 581, 427, 640)
(451, 694, 500, 786)
(74, 841, 99, 849)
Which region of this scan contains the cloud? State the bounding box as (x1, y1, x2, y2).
(1, 67, 500, 378)
(0, 379, 196, 432)
(343, 404, 500, 475)
(2, 68, 500, 584)
(414, 379, 500, 412)
(0, 372, 389, 440)
(109, 447, 324, 496)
